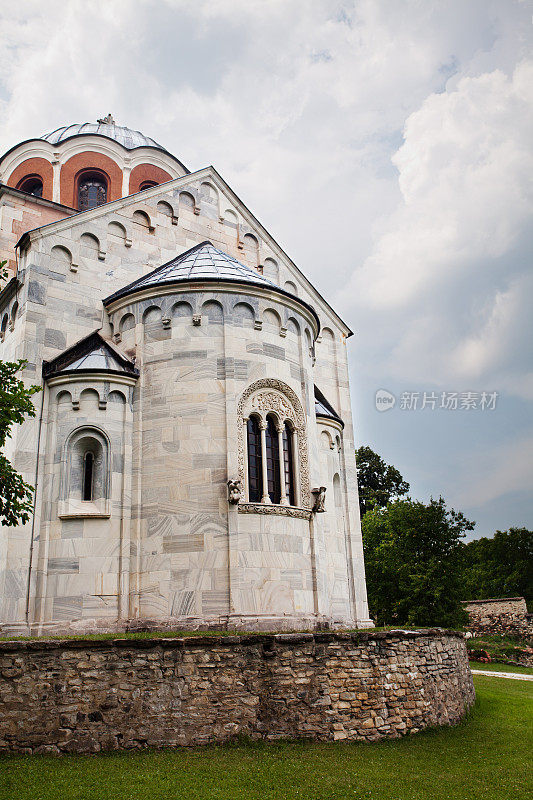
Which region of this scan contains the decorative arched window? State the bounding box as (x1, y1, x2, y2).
(59, 427, 110, 517)
(17, 175, 43, 197)
(246, 416, 263, 503)
(77, 171, 108, 211)
(283, 422, 296, 506)
(139, 181, 157, 191)
(239, 380, 309, 508)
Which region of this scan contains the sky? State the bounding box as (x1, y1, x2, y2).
(0, 0, 531, 540)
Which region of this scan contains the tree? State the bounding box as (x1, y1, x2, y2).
(355, 445, 409, 518)
(459, 528, 533, 602)
(362, 497, 474, 627)
(0, 260, 41, 526)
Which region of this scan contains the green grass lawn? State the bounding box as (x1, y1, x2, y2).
(0, 676, 530, 800)
(470, 660, 533, 675)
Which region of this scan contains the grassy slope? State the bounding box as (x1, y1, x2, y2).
(0, 677, 531, 800)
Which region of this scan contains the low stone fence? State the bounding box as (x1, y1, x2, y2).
(462, 597, 532, 639)
(0, 630, 474, 754)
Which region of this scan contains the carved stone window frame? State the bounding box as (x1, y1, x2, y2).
(238, 379, 310, 509)
(59, 425, 111, 518)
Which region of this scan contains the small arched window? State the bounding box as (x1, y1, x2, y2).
(282, 422, 296, 506)
(265, 415, 281, 504)
(139, 181, 157, 191)
(247, 416, 263, 503)
(17, 176, 43, 197)
(82, 451, 94, 501)
(78, 172, 108, 211)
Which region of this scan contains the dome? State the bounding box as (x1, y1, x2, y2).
(41, 117, 167, 152)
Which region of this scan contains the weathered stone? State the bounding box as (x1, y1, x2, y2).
(0, 631, 474, 753)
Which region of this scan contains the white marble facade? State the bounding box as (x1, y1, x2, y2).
(0, 126, 372, 634)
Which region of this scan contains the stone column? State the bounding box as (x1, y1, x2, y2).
(242, 419, 249, 501)
(259, 420, 271, 504)
(292, 428, 301, 506)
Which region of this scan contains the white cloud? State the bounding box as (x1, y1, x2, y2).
(348, 59, 533, 400)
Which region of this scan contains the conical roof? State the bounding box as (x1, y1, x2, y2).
(314, 386, 343, 427)
(105, 241, 298, 304)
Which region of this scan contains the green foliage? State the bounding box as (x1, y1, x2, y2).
(458, 528, 532, 601)
(362, 497, 474, 627)
(0, 679, 531, 800)
(0, 264, 42, 526)
(355, 445, 409, 518)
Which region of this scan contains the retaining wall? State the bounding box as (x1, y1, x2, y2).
(462, 597, 532, 639)
(0, 630, 475, 754)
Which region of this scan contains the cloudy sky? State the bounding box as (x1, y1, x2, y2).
(1, 0, 531, 539)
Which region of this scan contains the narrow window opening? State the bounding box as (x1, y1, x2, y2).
(247, 417, 263, 502)
(78, 172, 108, 211)
(265, 415, 281, 504)
(83, 451, 94, 501)
(283, 423, 296, 506)
(18, 176, 43, 197)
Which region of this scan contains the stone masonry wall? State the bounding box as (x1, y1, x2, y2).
(0, 630, 474, 754)
(462, 597, 532, 639)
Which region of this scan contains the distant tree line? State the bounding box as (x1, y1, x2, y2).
(356, 445, 532, 628)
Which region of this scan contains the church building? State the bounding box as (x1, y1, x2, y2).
(0, 117, 372, 634)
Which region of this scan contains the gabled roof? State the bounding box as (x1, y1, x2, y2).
(103, 241, 321, 331)
(14, 165, 353, 336)
(314, 385, 343, 427)
(42, 331, 139, 380)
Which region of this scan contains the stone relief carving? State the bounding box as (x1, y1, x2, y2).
(237, 378, 310, 509)
(227, 479, 242, 505)
(311, 486, 326, 513)
(238, 503, 312, 520)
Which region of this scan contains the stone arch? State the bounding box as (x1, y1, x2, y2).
(172, 301, 193, 319)
(284, 280, 298, 296)
(238, 378, 310, 508)
(179, 191, 195, 210)
(56, 389, 72, 406)
(321, 430, 333, 450)
(107, 390, 127, 405)
(232, 301, 255, 328)
(223, 208, 238, 228)
(132, 210, 153, 231)
(157, 200, 177, 224)
(107, 221, 128, 246)
(143, 306, 162, 324)
(263, 257, 279, 281)
(79, 387, 101, 411)
(321, 327, 335, 346)
(286, 317, 300, 336)
(263, 308, 281, 333)
(79, 232, 100, 253)
(61, 425, 111, 510)
(119, 313, 136, 333)
(51, 245, 75, 272)
(10, 301, 18, 330)
(201, 299, 224, 325)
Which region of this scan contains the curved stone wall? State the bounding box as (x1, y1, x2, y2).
(0, 630, 474, 753)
